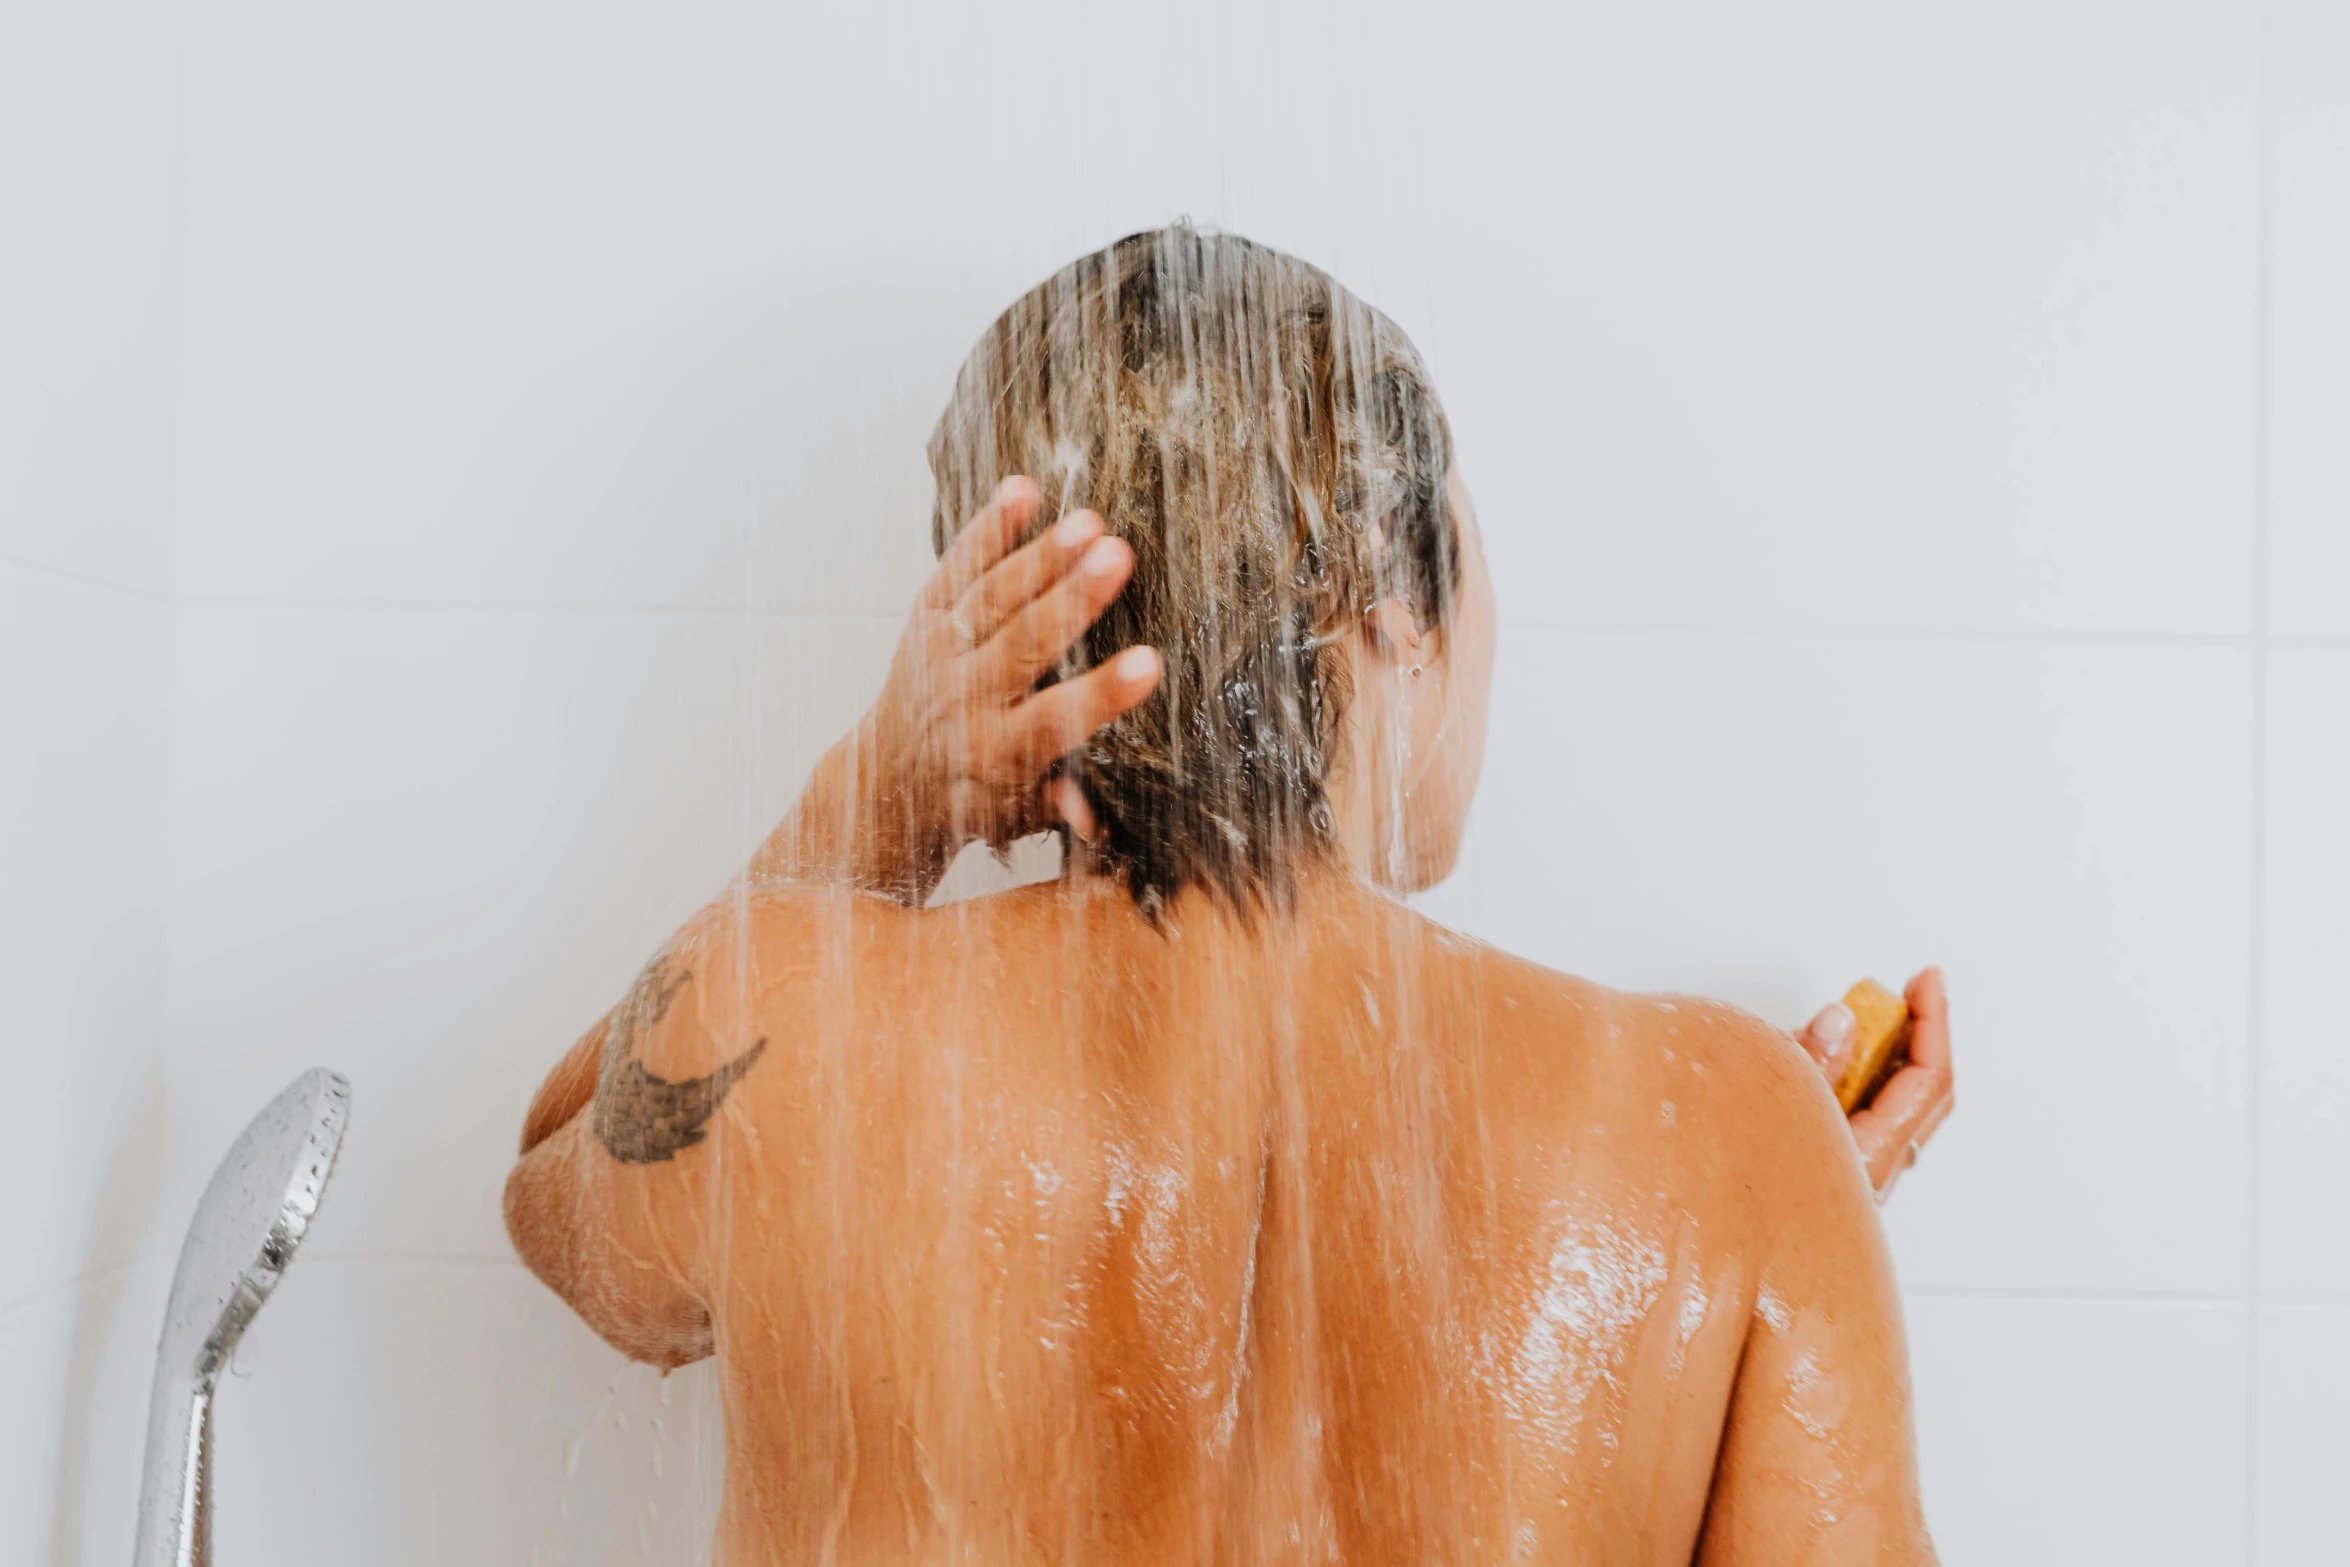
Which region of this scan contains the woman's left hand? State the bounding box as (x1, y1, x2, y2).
(1794, 968, 1956, 1201)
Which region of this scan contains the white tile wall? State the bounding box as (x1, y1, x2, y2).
(2271, 0, 2350, 637)
(0, 569, 171, 1305)
(1907, 1295, 2248, 1565)
(0, 0, 184, 596)
(167, 0, 2266, 637)
(12, 0, 2344, 1560)
(165, 607, 756, 1261)
(2255, 1304, 2350, 1565)
(210, 1260, 721, 1567)
(2259, 652, 2350, 1296)
(1445, 630, 2254, 1296)
(1, 1, 183, 1561)
(0, 1262, 172, 1567)
(1415, 0, 2262, 640)
(172, 0, 1243, 615)
(748, 614, 900, 828)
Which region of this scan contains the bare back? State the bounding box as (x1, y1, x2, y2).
(508, 877, 1933, 1565)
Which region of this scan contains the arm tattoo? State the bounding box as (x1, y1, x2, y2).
(592, 952, 768, 1165)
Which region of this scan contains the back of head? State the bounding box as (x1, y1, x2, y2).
(929, 227, 1457, 915)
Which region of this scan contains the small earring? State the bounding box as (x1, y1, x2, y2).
(1409, 665, 1424, 680)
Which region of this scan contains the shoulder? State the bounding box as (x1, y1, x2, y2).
(1454, 942, 1859, 1202)
(1652, 994, 1843, 1132)
(671, 879, 899, 973)
(1626, 991, 1863, 1191)
(1456, 937, 1808, 1097)
(621, 882, 910, 1080)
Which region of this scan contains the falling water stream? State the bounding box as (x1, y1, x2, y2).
(522, 226, 1876, 1566)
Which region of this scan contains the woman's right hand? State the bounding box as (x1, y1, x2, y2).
(1795, 968, 1957, 1202)
(759, 477, 1161, 902)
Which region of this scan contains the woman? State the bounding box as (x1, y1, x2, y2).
(752, 246, 1952, 1201)
(509, 228, 1948, 1562)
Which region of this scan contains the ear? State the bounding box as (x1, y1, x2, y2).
(1361, 597, 1424, 666)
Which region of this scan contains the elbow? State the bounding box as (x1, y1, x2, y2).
(503, 1149, 558, 1291)
(502, 1140, 715, 1371)
(627, 1305, 716, 1371)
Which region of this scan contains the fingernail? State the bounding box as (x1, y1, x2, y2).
(1053, 510, 1099, 548)
(1815, 1003, 1855, 1047)
(1081, 537, 1124, 579)
(1114, 646, 1159, 683)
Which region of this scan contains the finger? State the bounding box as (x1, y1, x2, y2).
(953, 508, 1104, 649)
(1796, 1002, 1856, 1072)
(1851, 1062, 1952, 1154)
(969, 535, 1135, 695)
(1903, 966, 1952, 1073)
(1850, 1059, 1953, 1193)
(1848, 1094, 1912, 1195)
(923, 477, 1042, 610)
(1910, 1070, 1956, 1149)
(1045, 776, 1100, 843)
(939, 776, 1018, 861)
(1871, 1156, 1906, 1203)
(986, 645, 1162, 779)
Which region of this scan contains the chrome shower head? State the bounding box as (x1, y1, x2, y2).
(133, 1067, 350, 1567)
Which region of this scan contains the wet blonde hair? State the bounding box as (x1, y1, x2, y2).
(929, 226, 1457, 913)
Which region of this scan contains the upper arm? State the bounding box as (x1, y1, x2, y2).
(504, 905, 780, 1368)
(1696, 1030, 1936, 1564)
(520, 1013, 607, 1155)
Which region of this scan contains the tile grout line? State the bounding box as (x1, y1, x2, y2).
(170, 595, 907, 621)
(1903, 1287, 2350, 1307)
(0, 1256, 165, 1324)
(2247, 0, 2277, 1557)
(0, 551, 171, 604)
(1506, 620, 2274, 648)
(147, 593, 2350, 650)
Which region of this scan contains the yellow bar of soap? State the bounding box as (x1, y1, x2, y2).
(1834, 978, 1913, 1113)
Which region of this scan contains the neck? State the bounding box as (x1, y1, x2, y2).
(1054, 847, 1403, 957)
(1325, 764, 1419, 893)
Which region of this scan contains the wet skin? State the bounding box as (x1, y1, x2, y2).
(744, 472, 1954, 1201)
(509, 471, 1938, 1560)
(508, 872, 1931, 1564)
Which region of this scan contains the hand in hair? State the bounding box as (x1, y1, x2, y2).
(754, 477, 1161, 903)
(1793, 968, 1956, 1200)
